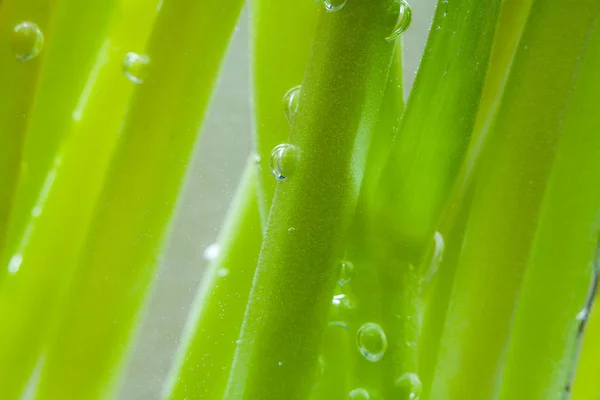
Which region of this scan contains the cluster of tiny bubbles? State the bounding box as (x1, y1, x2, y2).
(122, 52, 150, 84)
(337, 260, 355, 285)
(269, 143, 297, 182)
(315, 0, 347, 13)
(395, 372, 422, 400)
(12, 22, 44, 62)
(348, 388, 371, 399)
(357, 322, 388, 362)
(203, 243, 220, 262)
(386, 0, 413, 42)
(283, 85, 301, 124)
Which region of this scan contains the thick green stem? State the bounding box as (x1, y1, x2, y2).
(226, 2, 398, 399)
(498, 17, 600, 400)
(164, 161, 262, 400)
(430, 1, 600, 398)
(35, 1, 245, 398)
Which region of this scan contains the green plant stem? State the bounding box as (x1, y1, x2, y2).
(0, 0, 117, 273)
(0, 1, 159, 398)
(430, 1, 600, 398)
(498, 17, 600, 400)
(164, 160, 262, 400)
(225, 2, 398, 399)
(0, 0, 57, 252)
(418, 0, 533, 392)
(572, 296, 600, 399)
(251, 0, 317, 220)
(34, 1, 245, 398)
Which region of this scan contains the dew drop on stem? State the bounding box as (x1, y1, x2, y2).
(269, 143, 297, 181)
(283, 85, 301, 124)
(357, 322, 387, 362)
(13, 22, 44, 62)
(337, 260, 355, 285)
(348, 388, 371, 399)
(316, 0, 347, 13)
(395, 372, 422, 400)
(386, 0, 413, 42)
(122, 52, 150, 84)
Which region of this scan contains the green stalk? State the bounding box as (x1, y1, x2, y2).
(430, 1, 600, 398)
(0, 0, 117, 274)
(0, 1, 159, 398)
(251, 0, 317, 219)
(498, 17, 600, 400)
(226, 2, 399, 398)
(164, 161, 262, 400)
(571, 296, 600, 399)
(35, 1, 245, 398)
(0, 0, 57, 251)
(418, 0, 533, 391)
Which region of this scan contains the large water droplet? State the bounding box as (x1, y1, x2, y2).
(283, 85, 301, 124)
(338, 260, 354, 285)
(386, 0, 413, 41)
(357, 322, 387, 362)
(269, 143, 297, 182)
(348, 388, 371, 399)
(395, 372, 422, 399)
(122, 52, 150, 84)
(13, 22, 44, 62)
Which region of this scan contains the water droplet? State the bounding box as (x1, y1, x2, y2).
(316, 0, 347, 12)
(269, 143, 297, 182)
(13, 22, 44, 62)
(395, 373, 422, 399)
(217, 268, 229, 278)
(283, 85, 301, 124)
(357, 322, 387, 362)
(386, 0, 413, 41)
(253, 154, 261, 164)
(278, 361, 283, 366)
(122, 52, 150, 84)
(8, 254, 23, 274)
(338, 260, 354, 285)
(348, 388, 371, 399)
(288, 227, 296, 235)
(203, 243, 220, 262)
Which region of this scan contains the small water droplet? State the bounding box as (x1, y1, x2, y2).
(278, 361, 283, 366)
(283, 85, 301, 124)
(254, 154, 261, 164)
(269, 143, 297, 182)
(13, 22, 44, 62)
(357, 322, 387, 362)
(217, 268, 229, 278)
(423, 231, 445, 283)
(203, 243, 220, 262)
(338, 260, 354, 285)
(288, 227, 296, 235)
(317, 0, 347, 12)
(348, 388, 371, 399)
(386, 0, 413, 41)
(122, 52, 150, 84)
(8, 254, 23, 274)
(395, 372, 422, 399)
(328, 321, 349, 330)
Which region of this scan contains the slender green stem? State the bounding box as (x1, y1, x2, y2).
(226, 2, 398, 398)
(572, 293, 600, 399)
(251, 0, 317, 220)
(498, 17, 600, 400)
(0, 0, 57, 253)
(430, 1, 600, 398)
(164, 160, 262, 400)
(35, 1, 245, 398)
